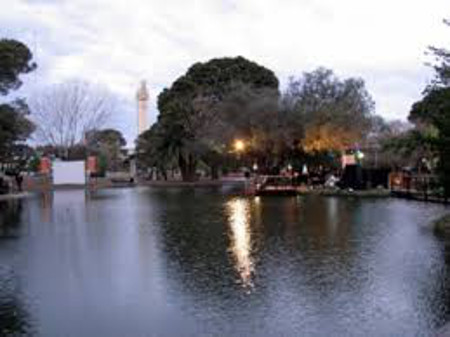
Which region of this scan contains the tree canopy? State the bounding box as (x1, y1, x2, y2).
(0, 39, 36, 95)
(140, 56, 280, 181)
(408, 18, 450, 196)
(0, 100, 35, 161)
(282, 68, 374, 152)
(427, 19, 450, 87)
(0, 39, 36, 162)
(138, 57, 378, 181)
(86, 128, 126, 171)
(410, 87, 450, 127)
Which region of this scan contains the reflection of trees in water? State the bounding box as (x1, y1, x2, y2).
(155, 189, 235, 292)
(0, 200, 23, 238)
(0, 291, 32, 336)
(236, 196, 367, 303)
(155, 191, 364, 324)
(283, 196, 357, 248)
(153, 189, 450, 332)
(0, 268, 33, 336)
(432, 236, 450, 326)
(155, 190, 362, 300)
(38, 192, 53, 223)
(152, 189, 269, 309)
(0, 201, 33, 335)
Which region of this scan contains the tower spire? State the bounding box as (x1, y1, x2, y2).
(137, 80, 149, 135)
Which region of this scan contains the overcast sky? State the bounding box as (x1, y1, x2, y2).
(1, 0, 449, 143)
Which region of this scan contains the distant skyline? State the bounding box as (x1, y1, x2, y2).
(1, 0, 449, 144)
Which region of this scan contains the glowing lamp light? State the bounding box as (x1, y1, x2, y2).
(356, 150, 365, 160)
(234, 140, 245, 152)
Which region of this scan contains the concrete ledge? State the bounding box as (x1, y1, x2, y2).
(140, 179, 245, 187)
(0, 192, 32, 201)
(298, 188, 390, 198)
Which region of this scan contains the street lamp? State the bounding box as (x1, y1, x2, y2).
(356, 150, 365, 160)
(234, 139, 245, 152)
(233, 139, 246, 172)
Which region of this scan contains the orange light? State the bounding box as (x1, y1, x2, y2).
(234, 140, 245, 152)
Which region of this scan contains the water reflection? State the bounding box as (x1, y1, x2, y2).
(226, 198, 254, 290)
(37, 192, 53, 224)
(0, 273, 32, 336)
(0, 189, 449, 336)
(0, 200, 23, 238)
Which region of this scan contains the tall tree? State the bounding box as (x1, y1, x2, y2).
(30, 81, 114, 150)
(211, 82, 281, 173)
(0, 39, 36, 162)
(410, 87, 450, 194)
(283, 68, 374, 153)
(0, 100, 35, 161)
(155, 56, 279, 181)
(136, 124, 177, 180)
(409, 19, 450, 196)
(427, 19, 450, 87)
(0, 39, 36, 95)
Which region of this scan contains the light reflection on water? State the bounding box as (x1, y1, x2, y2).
(226, 198, 254, 290)
(1, 188, 450, 336)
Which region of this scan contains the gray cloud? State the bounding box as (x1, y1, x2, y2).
(1, 0, 449, 144)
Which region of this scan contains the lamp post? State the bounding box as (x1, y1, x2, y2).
(233, 139, 246, 176)
(356, 150, 365, 162)
(234, 139, 246, 162)
(234, 140, 245, 153)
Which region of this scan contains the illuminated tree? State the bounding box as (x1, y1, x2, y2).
(283, 68, 374, 153)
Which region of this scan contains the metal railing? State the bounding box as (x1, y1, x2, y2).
(389, 172, 447, 203)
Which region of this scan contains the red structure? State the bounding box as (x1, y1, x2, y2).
(87, 156, 97, 174)
(39, 157, 51, 174)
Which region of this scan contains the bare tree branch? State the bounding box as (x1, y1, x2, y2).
(29, 80, 114, 148)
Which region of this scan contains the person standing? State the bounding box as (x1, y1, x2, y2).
(15, 173, 23, 192)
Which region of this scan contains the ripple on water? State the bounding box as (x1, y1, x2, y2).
(0, 190, 449, 337)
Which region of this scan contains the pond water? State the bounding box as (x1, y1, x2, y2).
(1, 187, 450, 337)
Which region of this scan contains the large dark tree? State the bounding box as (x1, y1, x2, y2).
(136, 124, 177, 180)
(0, 39, 36, 162)
(410, 87, 450, 126)
(0, 100, 34, 161)
(154, 56, 279, 181)
(0, 39, 36, 95)
(427, 19, 450, 87)
(409, 19, 450, 197)
(410, 87, 450, 196)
